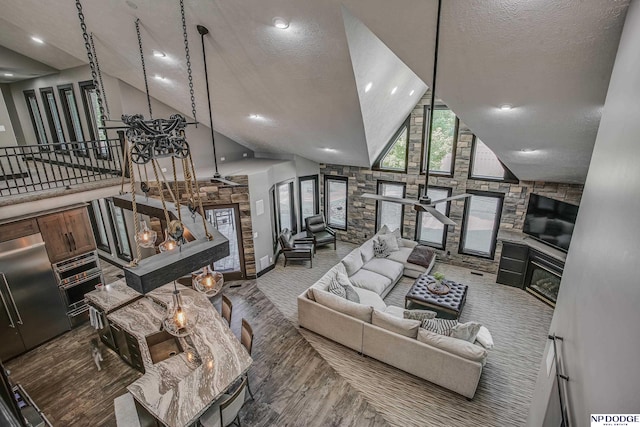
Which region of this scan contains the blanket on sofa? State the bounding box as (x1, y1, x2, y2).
(407, 245, 435, 268)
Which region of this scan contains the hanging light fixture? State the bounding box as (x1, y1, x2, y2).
(136, 220, 157, 248)
(192, 265, 224, 297)
(163, 281, 196, 337)
(158, 231, 178, 252)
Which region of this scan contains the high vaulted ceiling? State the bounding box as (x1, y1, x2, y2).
(0, 0, 630, 183)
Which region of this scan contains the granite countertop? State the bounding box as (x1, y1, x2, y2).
(84, 278, 142, 313)
(498, 230, 567, 262)
(108, 283, 253, 427)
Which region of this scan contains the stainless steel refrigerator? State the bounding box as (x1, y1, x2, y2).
(0, 234, 69, 361)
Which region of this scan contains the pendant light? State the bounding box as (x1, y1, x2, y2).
(163, 281, 196, 337)
(158, 231, 178, 252)
(193, 265, 224, 297)
(136, 220, 157, 248)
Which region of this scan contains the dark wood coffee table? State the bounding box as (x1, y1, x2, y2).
(405, 274, 469, 320)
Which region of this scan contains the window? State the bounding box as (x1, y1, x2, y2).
(79, 80, 109, 159)
(469, 136, 518, 182)
(87, 200, 111, 253)
(422, 106, 458, 176)
(459, 191, 504, 259)
(373, 117, 409, 172)
(58, 84, 87, 156)
(106, 199, 132, 261)
(275, 180, 296, 233)
(299, 175, 319, 229)
(324, 175, 348, 230)
(375, 181, 406, 233)
(23, 90, 49, 147)
(39, 88, 66, 150)
(416, 185, 451, 249)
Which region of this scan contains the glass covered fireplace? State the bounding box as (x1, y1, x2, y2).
(525, 253, 563, 307)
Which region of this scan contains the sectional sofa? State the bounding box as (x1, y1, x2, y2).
(297, 229, 490, 399)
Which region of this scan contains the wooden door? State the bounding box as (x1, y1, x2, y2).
(64, 208, 96, 256)
(37, 213, 73, 263)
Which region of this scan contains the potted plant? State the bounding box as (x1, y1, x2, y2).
(433, 272, 445, 284)
(429, 272, 449, 295)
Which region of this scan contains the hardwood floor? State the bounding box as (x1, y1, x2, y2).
(6, 278, 387, 427)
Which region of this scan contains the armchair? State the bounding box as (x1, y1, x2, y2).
(278, 229, 314, 268)
(305, 214, 336, 250)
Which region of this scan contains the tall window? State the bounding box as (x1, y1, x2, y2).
(299, 175, 319, 229)
(469, 136, 518, 182)
(79, 80, 109, 159)
(275, 180, 296, 233)
(58, 84, 87, 156)
(375, 181, 405, 233)
(23, 90, 49, 147)
(39, 87, 66, 150)
(416, 185, 451, 249)
(422, 106, 458, 176)
(87, 200, 111, 253)
(373, 117, 409, 172)
(106, 199, 132, 261)
(459, 191, 504, 259)
(324, 175, 348, 230)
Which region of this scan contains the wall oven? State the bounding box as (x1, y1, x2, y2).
(53, 251, 104, 327)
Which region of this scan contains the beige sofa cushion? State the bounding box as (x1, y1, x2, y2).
(307, 263, 347, 301)
(387, 247, 429, 275)
(383, 305, 405, 318)
(372, 310, 421, 339)
(349, 269, 391, 294)
(353, 287, 387, 311)
(362, 258, 404, 282)
(360, 239, 375, 263)
(314, 289, 373, 323)
(417, 328, 488, 363)
(342, 248, 364, 276)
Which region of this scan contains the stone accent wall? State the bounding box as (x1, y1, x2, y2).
(148, 175, 256, 278)
(320, 95, 583, 273)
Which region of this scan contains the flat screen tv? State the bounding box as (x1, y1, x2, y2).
(523, 194, 579, 252)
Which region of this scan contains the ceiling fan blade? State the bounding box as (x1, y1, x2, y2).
(362, 193, 421, 206)
(429, 193, 472, 205)
(414, 205, 457, 226)
(212, 177, 243, 187)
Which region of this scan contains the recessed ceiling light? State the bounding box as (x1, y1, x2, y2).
(153, 50, 166, 58)
(409, 90, 415, 96)
(500, 104, 513, 111)
(31, 36, 44, 44)
(4, 73, 14, 77)
(520, 148, 536, 153)
(365, 82, 373, 93)
(273, 17, 289, 29)
(249, 114, 262, 120)
(391, 86, 398, 95)
(154, 74, 166, 81)
(323, 148, 337, 153)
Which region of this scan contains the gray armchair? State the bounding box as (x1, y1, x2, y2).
(305, 214, 336, 250)
(278, 229, 314, 268)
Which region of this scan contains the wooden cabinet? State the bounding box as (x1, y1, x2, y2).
(497, 242, 529, 288)
(37, 208, 96, 263)
(0, 218, 39, 243)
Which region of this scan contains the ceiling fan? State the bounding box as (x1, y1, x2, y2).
(197, 24, 243, 187)
(362, 0, 470, 226)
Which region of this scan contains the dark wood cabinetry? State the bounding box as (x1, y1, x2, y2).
(37, 208, 96, 263)
(0, 219, 39, 243)
(497, 242, 529, 288)
(110, 322, 144, 374)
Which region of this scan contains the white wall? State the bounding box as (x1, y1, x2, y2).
(0, 85, 19, 147)
(527, 1, 640, 425)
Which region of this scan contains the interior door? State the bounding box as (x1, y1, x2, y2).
(205, 204, 246, 281)
(64, 208, 96, 255)
(37, 213, 73, 263)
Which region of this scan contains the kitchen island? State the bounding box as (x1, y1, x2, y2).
(98, 283, 252, 427)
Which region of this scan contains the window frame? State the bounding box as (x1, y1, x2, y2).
(23, 90, 49, 147)
(274, 179, 297, 234)
(374, 180, 406, 235)
(458, 190, 505, 260)
(106, 198, 132, 262)
(87, 200, 111, 254)
(39, 87, 66, 149)
(79, 80, 110, 160)
(372, 115, 410, 173)
(57, 84, 89, 157)
(468, 135, 519, 183)
(298, 174, 319, 231)
(324, 175, 349, 231)
(415, 185, 452, 249)
(421, 105, 459, 177)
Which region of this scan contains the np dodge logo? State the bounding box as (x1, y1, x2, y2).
(591, 415, 640, 426)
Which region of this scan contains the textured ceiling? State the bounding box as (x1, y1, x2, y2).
(0, 0, 630, 183)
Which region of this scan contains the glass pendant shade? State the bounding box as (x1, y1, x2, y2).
(136, 221, 157, 248)
(193, 265, 224, 297)
(158, 229, 178, 252)
(163, 289, 195, 337)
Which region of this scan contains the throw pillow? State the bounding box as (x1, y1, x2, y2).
(377, 233, 399, 252)
(421, 318, 458, 336)
(336, 271, 360, 303)
(328, 276, 347, 299)
(341, 248, 364, 276)
(360, 239, 375, 263)
(403, 309, 437, 322)
(373, 238, 390, 258)
(390, 227, 403, 247)
(475, 326, 494, 350)
(451, 321, 482, 343)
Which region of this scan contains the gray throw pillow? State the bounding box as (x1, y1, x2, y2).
(421, 318, 458, 336)
(343, 283, 360, 303)
(390, 227, 403, 247)
(378, 233, 399, 252)
(403, 309, 437, 322)
(451, 321, 482, 343)
(328, 275, 347, 299)
(330, 271, 361, 303)
(373, 238, 390, 258)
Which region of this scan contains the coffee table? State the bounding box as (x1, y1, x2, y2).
(405, 274, 469, 320)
